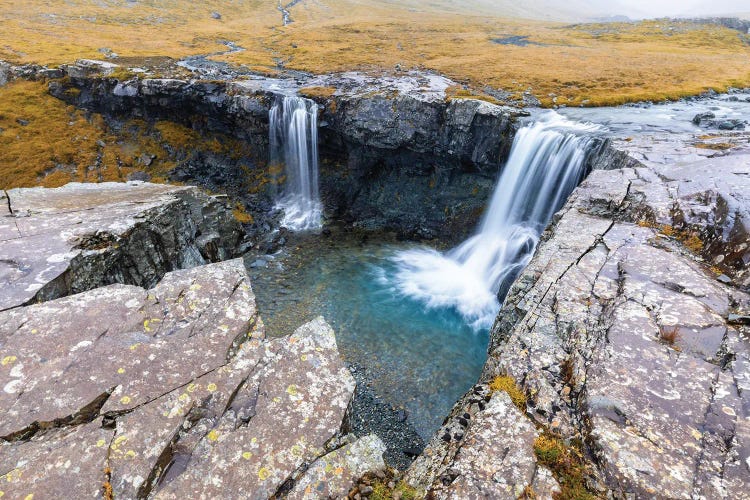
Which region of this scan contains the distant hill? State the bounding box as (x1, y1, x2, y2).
(358, 0, 640, 22)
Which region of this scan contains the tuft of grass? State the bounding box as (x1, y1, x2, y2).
(636, 221, 705, 255)
(659, 325, 681, 347)
(103, 466, 114, 500)
(533, 433, 596, 500)
(489, 374, 527, 410)
(299, 86, 337, 99)
(693, 142, 734, 151)
(371, 481, 419, 500)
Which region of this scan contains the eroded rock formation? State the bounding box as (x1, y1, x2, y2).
(407, 139, 750, 498)
(46, 61, 524, 239)
(0, 183, 385, 499)
(0, 182, 243, 310)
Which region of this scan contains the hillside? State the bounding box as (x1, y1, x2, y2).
(1, 1, 750, 106)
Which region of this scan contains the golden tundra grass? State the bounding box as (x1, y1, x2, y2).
(0, 80, 249, 190)
(2, 2, 750, 106)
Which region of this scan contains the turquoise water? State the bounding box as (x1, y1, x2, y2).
(246, 230, 488, 439)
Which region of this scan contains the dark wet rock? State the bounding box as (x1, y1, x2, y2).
(48, 62, 527, 240)
(409, 142, 750, 497)
(693, 111, 715, 125)
(692, 111, 746, 130)
(0, 182, 242, 311)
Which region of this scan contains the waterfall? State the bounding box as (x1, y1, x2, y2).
(389, 112, 601, 330)
(270, 94, 322, 231)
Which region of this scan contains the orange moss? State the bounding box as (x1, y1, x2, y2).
(489, 374, 527, 410)
(232, 203, 254, 224)
(299, 86, 337, 99)
(0, 80, 250, 189)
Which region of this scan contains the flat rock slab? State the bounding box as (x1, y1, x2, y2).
(433, 392, 556, 500)
(0, 181, 241, 311)
(287, 434, 386, 499)
(0, 259, 371, 498)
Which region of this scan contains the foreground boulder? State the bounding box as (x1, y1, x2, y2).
(0, 182, 385, 498)
(0, 181, 243, 311)
(408, 143, 750, 498)
(0, 259, 384, 498)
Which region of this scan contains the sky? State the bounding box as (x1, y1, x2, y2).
(605, 0, 750, 18)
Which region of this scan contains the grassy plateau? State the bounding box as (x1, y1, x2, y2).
(1, 1, 749, 107)
(1, 1, 749, 190)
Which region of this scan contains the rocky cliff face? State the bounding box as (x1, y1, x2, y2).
(1, 181, 243, 310)
(46, 61, 524, 239)
(0, 182, 385, 498)
(406, 138, 750, 498)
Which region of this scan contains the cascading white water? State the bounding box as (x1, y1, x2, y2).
(389, 112, 602, 330)
(270, 94, 322, 231)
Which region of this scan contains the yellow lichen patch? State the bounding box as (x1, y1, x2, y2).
(488, 374, 527, 410)
(257, 467, 270, 481)
(1, 356, 17, 366)
(242, 451, 253, 460)
(207, 430, 220, 442)
(206, 383, 217, 392)
(117, 367, 126, 374)
(119, 396, 131, 405)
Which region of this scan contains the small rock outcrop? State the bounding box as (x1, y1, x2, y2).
(0, 182, 243, 310)
(408, 140, 750, 498)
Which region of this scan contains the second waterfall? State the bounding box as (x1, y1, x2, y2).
(270, 94, 322, 231)
(387, 112, 602, 330)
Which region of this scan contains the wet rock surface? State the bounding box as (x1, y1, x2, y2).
(0, 181, 242, 311)
(409, 139, 750, 498)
